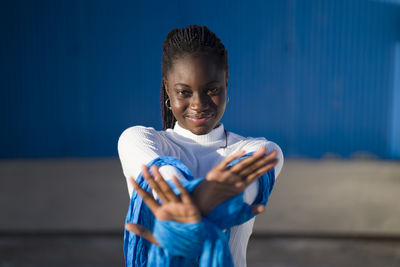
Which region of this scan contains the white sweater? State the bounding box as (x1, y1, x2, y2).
(117, 121, 284, 267)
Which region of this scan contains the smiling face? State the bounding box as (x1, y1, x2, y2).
(164, 55, 228, 135)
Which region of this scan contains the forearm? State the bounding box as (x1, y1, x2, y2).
(141, 162, 218, 216)
(191, 178, 258, 216)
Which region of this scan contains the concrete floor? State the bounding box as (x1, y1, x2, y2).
(0, 234, 124, 267)
(0, 234, 399, 266)
(247, 236, 400, 267)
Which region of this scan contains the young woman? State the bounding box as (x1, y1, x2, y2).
(118, 25, 284, 266)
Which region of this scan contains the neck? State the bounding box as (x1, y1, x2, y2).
(172, 121, 226, 146)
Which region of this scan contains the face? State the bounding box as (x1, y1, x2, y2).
(164, 55, 228, 135)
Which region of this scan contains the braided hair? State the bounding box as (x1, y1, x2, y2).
(160, 25, 229, 130)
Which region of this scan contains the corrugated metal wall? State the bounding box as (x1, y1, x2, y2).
(1, 0, 399, 158)
(289, 0, 399, 158)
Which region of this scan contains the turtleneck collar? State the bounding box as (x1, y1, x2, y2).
(171, 121, 226, 146)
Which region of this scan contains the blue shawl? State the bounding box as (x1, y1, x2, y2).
(124, 153, 275, 266)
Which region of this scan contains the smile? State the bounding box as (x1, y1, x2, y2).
(185, 113, 213, 123)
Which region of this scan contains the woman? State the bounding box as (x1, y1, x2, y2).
(118, 25, 284, 266)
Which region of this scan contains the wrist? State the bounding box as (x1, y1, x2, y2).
(191, 180, 224, 215)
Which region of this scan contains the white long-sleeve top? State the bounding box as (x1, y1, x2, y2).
(118, 121, 284, 267)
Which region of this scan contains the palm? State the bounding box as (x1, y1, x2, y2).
(155, 201, 200, 223)
(132, 164, 201, 224)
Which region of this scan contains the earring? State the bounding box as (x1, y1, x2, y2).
(165, 98, 172, 110)
(227, 96, 230, 104)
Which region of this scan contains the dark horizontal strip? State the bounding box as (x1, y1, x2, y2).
(1, 230, 400, 242)
(0, 230, 123, 237)
(251, 231, 400, 242)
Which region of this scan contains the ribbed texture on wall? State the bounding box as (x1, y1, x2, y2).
(1, 0, 399, 158)
(288, 0, 399, 158)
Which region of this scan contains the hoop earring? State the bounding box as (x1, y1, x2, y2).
(165, 98, 172, 110)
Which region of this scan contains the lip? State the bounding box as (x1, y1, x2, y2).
(185, 113, 213, 124)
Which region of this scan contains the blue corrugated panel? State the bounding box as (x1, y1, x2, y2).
(0, 0, 399, 158)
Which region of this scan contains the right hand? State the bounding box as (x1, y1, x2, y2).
(126, 164, 201, 246)
(193, 146, 278, 214)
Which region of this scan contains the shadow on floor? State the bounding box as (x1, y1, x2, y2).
(1, 233, 400, 267)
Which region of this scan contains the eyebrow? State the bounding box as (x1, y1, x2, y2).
(174, 80, 221, 87)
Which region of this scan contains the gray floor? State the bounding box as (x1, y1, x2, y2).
(1, 234, 400, 267)
(0, 235, 124, 267)
(247, 236, 400, 267)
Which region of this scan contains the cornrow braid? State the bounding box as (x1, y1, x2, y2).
(160, 25, 229, 130)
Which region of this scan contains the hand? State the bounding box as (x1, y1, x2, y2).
(192, 146, 278, 215)
(125, 165, 201, 246)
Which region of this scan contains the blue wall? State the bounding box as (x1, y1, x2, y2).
(1, 0, 399, 158)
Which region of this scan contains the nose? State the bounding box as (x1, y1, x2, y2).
(190, 93, 209, 111)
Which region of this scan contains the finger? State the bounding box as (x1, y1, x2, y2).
(251, 204, 266, 215)
(130, 177, 160, 213)
(125, 223, 161, 247)
(172, 176, 192, 204)
(141, 165, 169, 203)
(238, 150, 278, 178)
(150, 165, 180, 203)
(216, 150, 246, 170)
(244, 159, 278, 184)
(229, 146, 267, 174)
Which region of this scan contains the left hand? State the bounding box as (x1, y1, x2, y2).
(192, 146, 277, 215)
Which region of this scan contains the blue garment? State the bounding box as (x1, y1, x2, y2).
(148, 218, 233, 267)
(124, 156, 201, 267)
(124, 153, 275, 267)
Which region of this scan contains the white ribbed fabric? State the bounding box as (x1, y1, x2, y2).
(117, 122, 284, 267)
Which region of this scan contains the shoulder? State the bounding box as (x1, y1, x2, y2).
(227, 131, 277, 151)
(119, 125, 159, 141)
(227, 130, 284, 177)
(118, 125, 165, 148)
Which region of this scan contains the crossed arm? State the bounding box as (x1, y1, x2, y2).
(126, 146, 278, 245)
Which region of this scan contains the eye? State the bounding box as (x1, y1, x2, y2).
(207, 87, 220, 95)
(176, 89, 191, 97)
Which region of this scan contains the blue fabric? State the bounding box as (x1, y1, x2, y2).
(124, 152, 275, 266)
(124, 156, 198, 267)
(153, 220, 206, 258)
(147, 218, 233, 267)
